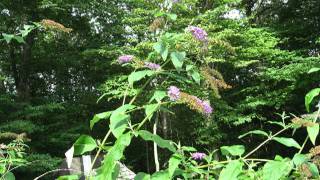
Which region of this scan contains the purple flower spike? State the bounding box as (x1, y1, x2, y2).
(202, 101, 213, 116)
(191, 152, 206, 160)
(144, 62, 161, 70)
(168, 86, 180, 101)
(118, 55, 134, 64)
(187, 26, 208, 42)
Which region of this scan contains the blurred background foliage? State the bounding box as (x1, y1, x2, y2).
(1, 0, 320, 178)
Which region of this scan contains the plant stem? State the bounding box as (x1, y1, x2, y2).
(153, 113, 160, 171)
(243, 125, 292, 159)
(88, 130, 111, 177)
(298, 105, 320, 154)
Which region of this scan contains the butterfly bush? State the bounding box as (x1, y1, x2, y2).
(118, 55, 134, 64)
(191, 152, 206, 160)
(168, 86, 180, 101)
(144, 62, 161, 70)
(187, 26, 208, 42)
(167, 86, 213, 116)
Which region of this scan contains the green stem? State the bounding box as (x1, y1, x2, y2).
(243, 125, 292, 159)
(298, 105, 320, 154)
(88, 130, 111, 178)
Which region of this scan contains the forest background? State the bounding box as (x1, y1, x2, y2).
(1, 0, 320, 179)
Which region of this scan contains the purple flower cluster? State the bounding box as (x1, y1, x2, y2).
(191, 152, 206, 160)
(172, 0, 180, 3)
(201, 101, 213, 116)
(118, 55, 134, 64)
(168, 86, 180, 101)
(144, 62, 161, 70)
(187, 26, 208, 42)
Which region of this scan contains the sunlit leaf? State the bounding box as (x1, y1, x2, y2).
(273, 137, 301, 149)
(220, 145, 245, 156)
(305, 88, 320, 112)
(138, 130, 176, 152)
(219, 160, 243, 180)
(73, 135, 97, 155)
(307, 123, 319, 145)
(238, 130, 268, 139)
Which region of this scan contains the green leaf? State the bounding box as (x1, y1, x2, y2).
(292, 153, 309, 166)
(13, 36, 25, 43)
(167, 13, 177, 21)
(219, 160, 243, 180)
(168, 154, 181, 178)
(308, 68, 320, 74)
(138, 130, 176, 152)
(112, 163, 120, 180)
(57, 175, 79, 180)
(109, 105, 135, 138)
(149, 91, 167, 103)
(2, 33, 14, 43)
(273, 137, 301, 149)
(263, 160, 292, 180)
(73, 135, 97, 155)
(128, 70, 155, 85)
(186, 65, 200, 84)
(238, 130, 269, 139)
(267, 121, 286, 128)
(4, 172, 16, 180)
(305, 88, 320, 112)
(181, 146, 197, 152)
(97, 133, 131, 180)
(110, 113, 129, 138)
(220, 145, 245, 156)
(151, 170, 170, 180)
(170, 51, 186, 70)
(307, 123, 319, 145)
(90, 111, 112, 129)
(135, 172, 151, 180)
(154, 41, 169, 61)
(307, 162, 319, 177)
(144, 104, 159, 120)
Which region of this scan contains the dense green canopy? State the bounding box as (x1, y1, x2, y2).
(1, 0, 320, 179)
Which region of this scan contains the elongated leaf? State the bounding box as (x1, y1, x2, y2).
(110, 113, 129, 138)
(97, 133, 131, 180)
(144, 104, 159, 120)
(305, 88, 320, 112)
(90, 111, 112, 129)
(109, 104, 136, 138)
(135, 172, 151, 180)
(219, 160, 243, 180)
(138, 130, 176, 152)
(308, 68, 320, 74)
(168, 154, 181, 178)
(263, 160, 292, 180)
(307, 123, 319, 145)
(292, 153, 309, 166)
(73, 135, 97, 155)
(149, 91, 167, 103)
(307, 162, 319, 177)
(154, 41, 169, 60)
(238, 130, 269, 139)
(220, 145, 245, 156)
(170, 51, 186, 70)
(273, 137, 301, 149)
(128, 70, 155, 85)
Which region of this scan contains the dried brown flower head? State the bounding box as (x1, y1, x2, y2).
(40, 19, 72, 33)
